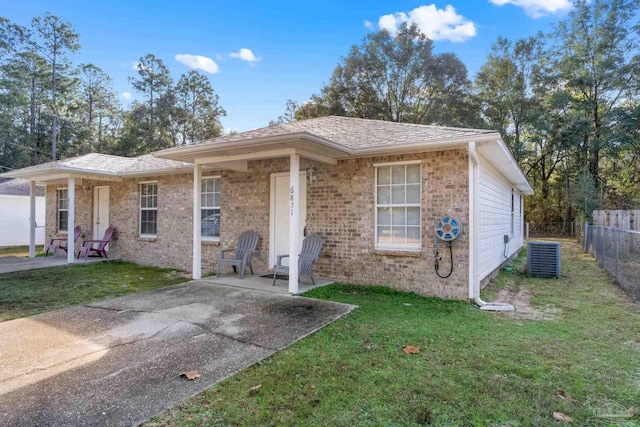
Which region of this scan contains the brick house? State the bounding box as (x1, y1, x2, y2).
(1, 117, 533, 304)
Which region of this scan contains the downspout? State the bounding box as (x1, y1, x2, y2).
(468, 141, 486, 307)
(468, 141, 515, 311)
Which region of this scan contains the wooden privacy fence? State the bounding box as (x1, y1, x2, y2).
(592, 210, 639, 231)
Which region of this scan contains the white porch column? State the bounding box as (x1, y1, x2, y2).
(28, 180, 36, 258)
(289, 153, 300, 294)
(192, 164, 202, 279)
(67, 177, 75, 264)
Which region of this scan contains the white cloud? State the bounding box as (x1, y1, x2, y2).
(174, 54, 220, 74)
(377, 4, 476, 42)
(121, 92, 132, 100)
(229, 48, 260, 62)
(363, 20, 374, 30)
(489, 0, 573, 18)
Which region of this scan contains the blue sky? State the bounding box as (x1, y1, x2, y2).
(2, 0, 572, 132)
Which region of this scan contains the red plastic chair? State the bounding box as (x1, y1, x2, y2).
(45, 226, 82, 257)
(77, 226, 115, 260)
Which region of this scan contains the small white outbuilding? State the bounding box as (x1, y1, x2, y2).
(0, 178, 46, 247)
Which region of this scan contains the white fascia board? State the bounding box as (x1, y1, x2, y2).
(1, 167, 122, 182)
(153, 132, 352, 161)
(476, 139, 534, 195)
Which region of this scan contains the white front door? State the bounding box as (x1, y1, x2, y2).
(93, 187, 110, 244)
(270, 172, 307, 267)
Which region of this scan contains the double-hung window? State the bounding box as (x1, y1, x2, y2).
(511, 188, 515, 235)
(139, 182, 158, 237)
(375, 162, 421, 250)
(201, 177, 221, 240)
(57, 188, 68, 232)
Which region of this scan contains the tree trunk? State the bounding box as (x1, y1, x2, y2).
(564, 159, 572, 227)
(51, 55, 57, 161)
(97, 112, 103, 152)
(30, 76, 37, 165)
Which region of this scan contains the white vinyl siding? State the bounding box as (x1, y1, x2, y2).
(477, 153, 523, 279)
(375, 163, 421, 250)
(201, 177, 220, 240)
(139, 182, 158, 237)
(57, 188, 68, 232)
(0, 195, 46, 246)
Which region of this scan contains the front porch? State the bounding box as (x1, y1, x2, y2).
(200, 273, 335, 295)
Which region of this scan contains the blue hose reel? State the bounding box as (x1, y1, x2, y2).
(434, 216, 461, 278)
(435, 216, 461, 244)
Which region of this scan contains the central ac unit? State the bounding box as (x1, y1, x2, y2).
(527, 241, 561, 278)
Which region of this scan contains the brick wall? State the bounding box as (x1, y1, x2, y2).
(222, 149, 470, 300)
(45, 172, 221, 273)
(45, 149, 470, 300)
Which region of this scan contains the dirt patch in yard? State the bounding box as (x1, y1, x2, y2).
(495, 288, 561, 321)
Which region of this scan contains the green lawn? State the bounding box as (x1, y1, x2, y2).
(0, 261, 188, 321)
(0, 245, 45, 258)
(148, 239, 640, 426)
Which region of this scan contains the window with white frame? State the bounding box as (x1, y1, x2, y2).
(201, 177, 220, 240)
(57, 188, 68, 232)
(511, 188, 515, 235)
(139, 182, 158, 236)
(520, 193, 523, 230)
(375, 163, 421, 250)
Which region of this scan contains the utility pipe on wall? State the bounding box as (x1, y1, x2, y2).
(468, 141, 486, 307)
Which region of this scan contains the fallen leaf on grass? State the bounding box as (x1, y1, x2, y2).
(403, 345, 421, 354)
(553, 412, 574, 423)
(249, 384, 261, 396)
(180, 370, 200, 380)
(556, 388, 567, 400)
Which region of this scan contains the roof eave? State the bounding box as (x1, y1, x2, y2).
(476, 138, 534, 195)
(0, 165, 122, 182)
(348, 132, 501, 157)
(153, 132, 352, 161)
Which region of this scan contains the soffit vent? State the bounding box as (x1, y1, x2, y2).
(527, 241, 561, 278)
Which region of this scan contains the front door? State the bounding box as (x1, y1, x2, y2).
(269, 172, 307, 267)
(93, 187, 110, 245)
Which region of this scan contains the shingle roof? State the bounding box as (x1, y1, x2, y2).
(200, 116, 495, 151)
(120, 154, 192, 174)
(0, 178, 45, 196)
(0, 153, 192, 180)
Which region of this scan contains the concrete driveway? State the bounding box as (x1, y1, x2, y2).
(0, 282, 356, 427)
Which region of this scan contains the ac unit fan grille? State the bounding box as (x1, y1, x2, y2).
(527, 241, 561, 278)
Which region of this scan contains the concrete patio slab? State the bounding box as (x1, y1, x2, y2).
(0, 281, 356, 427)
(0, 255, 111, 274)
(201, 273, 334, 295)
